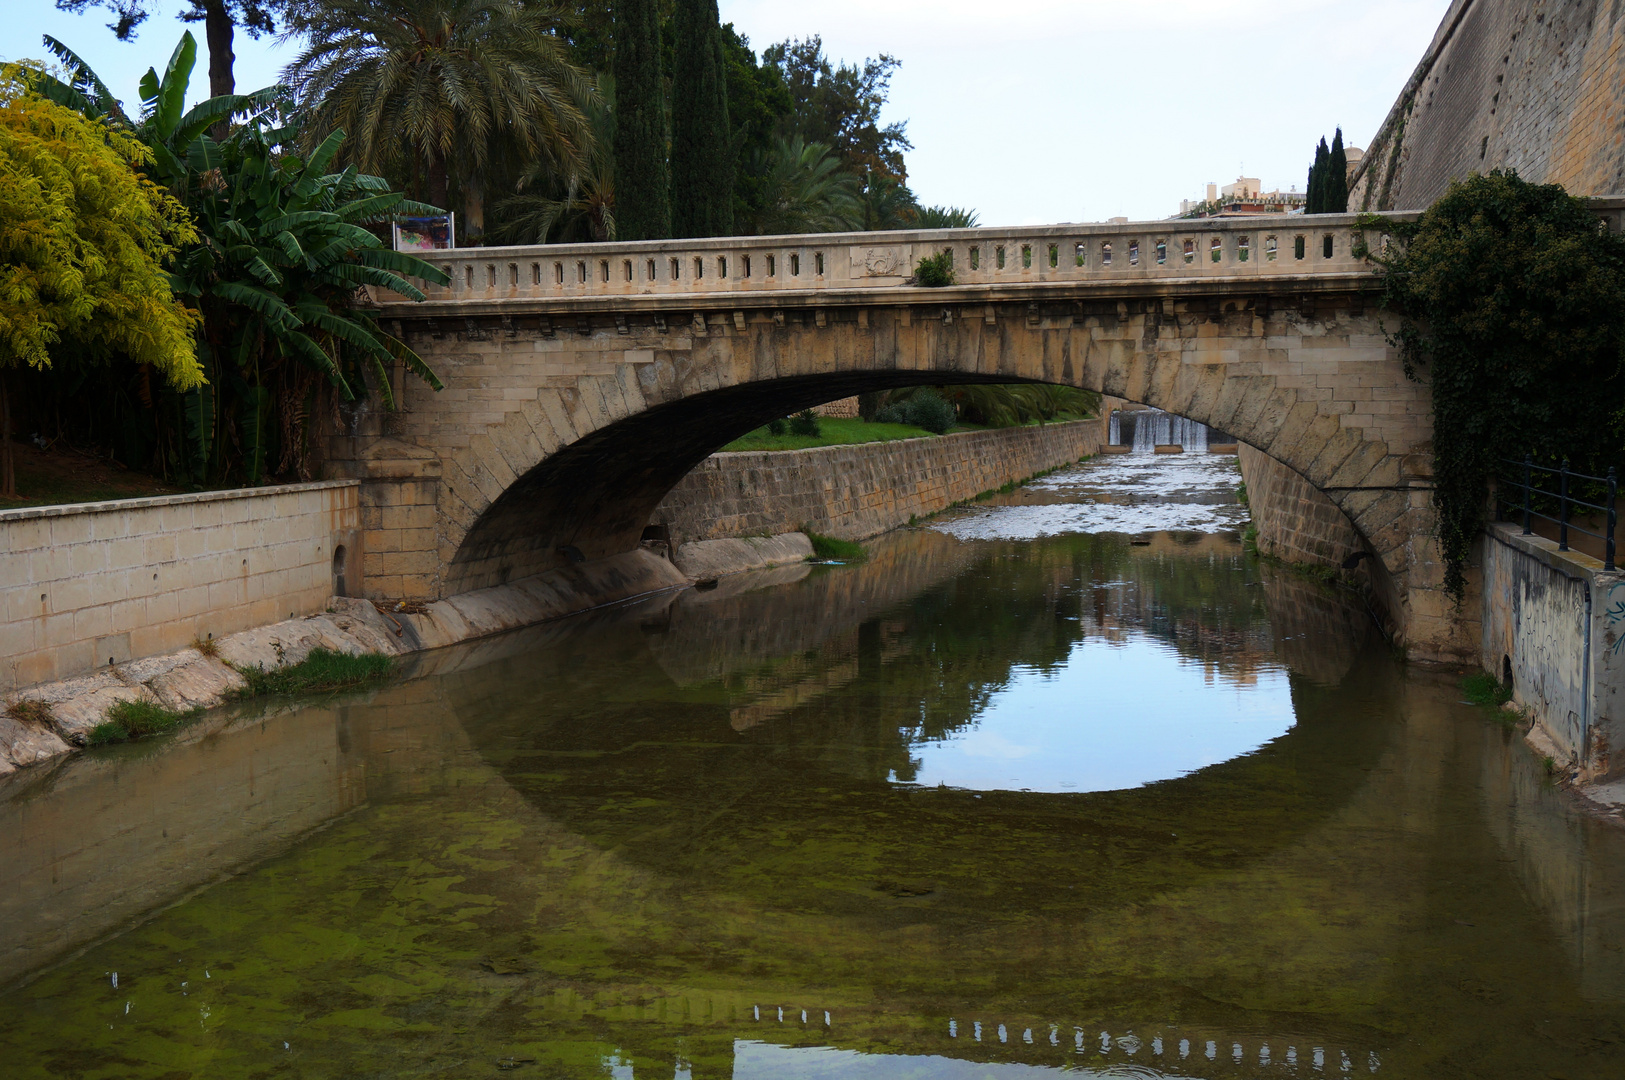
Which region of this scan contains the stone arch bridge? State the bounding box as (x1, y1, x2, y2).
(340, 208, 1622, 662)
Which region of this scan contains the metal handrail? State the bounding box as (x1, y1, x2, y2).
(1497, 455, 1617, 570)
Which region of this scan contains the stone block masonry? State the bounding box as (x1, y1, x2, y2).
(1353, 0, 1625, 210)
(1238, 444, 1362, 566)
(653, 420, 1102, 545)
(0, 482, 361, 695)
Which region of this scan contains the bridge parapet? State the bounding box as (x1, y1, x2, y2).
(394, 211, 1426, 313)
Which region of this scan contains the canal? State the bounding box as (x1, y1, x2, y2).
(1, 453, 1623, 1079)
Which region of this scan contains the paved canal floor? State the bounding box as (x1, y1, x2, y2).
(1, 453, 1622, 1078)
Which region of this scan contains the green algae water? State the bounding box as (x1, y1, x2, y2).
(2, 458, 1625, 1079)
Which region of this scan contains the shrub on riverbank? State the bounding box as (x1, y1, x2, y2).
(89, 700, 198, 746)
(1461, 672, 1513, 707)
(805, 530, 868, 562)
(230, 648, 394, 698)
(876, 389, 956, 434)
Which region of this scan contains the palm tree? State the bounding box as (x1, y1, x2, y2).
(749, 137, 862, 235)
(281, 0, 595, 243)
(492, 75, 616, 244)
(859, 169, 919, 231)
(915, 205, 979, 229)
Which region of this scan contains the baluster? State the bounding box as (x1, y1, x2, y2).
(1523, 453, 1533, 535)
(1607, 466, 1617, 571)
(1560, 457, 1571, 551)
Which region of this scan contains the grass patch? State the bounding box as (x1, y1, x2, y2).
(721, 417, 946, 452)
(804, 530, 869, 563)
(88, 699, 198, 746)
(1461, 672, 1514, 707)
(230, 647, 394, 699)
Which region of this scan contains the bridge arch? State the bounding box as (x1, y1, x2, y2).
(351, 216, 1464, 659)
(396, 304, 1415, 611)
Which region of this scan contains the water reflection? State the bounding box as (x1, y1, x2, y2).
(1, 467, 1624, 1079)
(898, 634, 1296, 792)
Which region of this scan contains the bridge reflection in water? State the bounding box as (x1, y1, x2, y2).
(1, 522, 1624, 1078)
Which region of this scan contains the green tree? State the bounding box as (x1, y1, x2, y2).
(55, 0, 284, 100)
(612, 0, 668, 240)
(1372, 171, 1625, 597)
(670, 0, 733, 236)
(763, 36, 912, 182)
(0, 66, 199, 495)
(1326, 127, 1349, 213)
(723, 24, 794, 233)
(1306, 136, 1330, 213)
(858, 169, 918, 230)
(747, 137, 860, 235)
(281, 0, 596, 244)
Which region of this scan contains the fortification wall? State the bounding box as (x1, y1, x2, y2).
(1353, 0, 1625, 211)
(0, 483, 361, 695)
(653, 420, 1103, 544)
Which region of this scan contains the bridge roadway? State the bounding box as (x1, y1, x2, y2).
(337, 205, 1625, 663)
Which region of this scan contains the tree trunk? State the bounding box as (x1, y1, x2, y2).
(463, 174, 485, 244)
(1, 369, 14, 498)
(204, 0, 235, 139)
(427, 153, 449, 214)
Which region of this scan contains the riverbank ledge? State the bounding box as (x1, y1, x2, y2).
(0, 548, 693, 776)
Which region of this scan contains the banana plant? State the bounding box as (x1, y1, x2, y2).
(29, 30, 448, 483)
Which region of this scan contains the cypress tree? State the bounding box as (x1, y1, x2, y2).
(1308, 137, 1330, 213)
(670, 0, 734, 237)
(613, 0, 670, 240)
(1326, 127, 1350, 213)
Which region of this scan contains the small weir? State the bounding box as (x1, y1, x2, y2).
(1108, 406, 1215, 453)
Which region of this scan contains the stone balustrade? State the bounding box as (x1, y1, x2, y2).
(399, 211, 1426, 311)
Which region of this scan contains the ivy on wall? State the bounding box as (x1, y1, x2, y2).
(1368, 171, 1625, 598)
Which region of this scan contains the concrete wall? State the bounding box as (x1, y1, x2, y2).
(652, 420, 1101, 544)
(1353, 0, 1625, 210)
(1481, 523, 1625, 777)
(0, 483, 360, 694)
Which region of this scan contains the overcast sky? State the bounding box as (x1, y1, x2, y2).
(12, 0, 1453, 225)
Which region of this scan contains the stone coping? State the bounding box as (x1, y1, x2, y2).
(1485, 521, 1621, 582)
(0, 479, 360, 524)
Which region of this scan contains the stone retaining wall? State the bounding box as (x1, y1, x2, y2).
(1237, 443, 1406, 645)
(1238, 444, 1363, 566)
(653, 420, 1102, 543)
(0, 482, 361, 694)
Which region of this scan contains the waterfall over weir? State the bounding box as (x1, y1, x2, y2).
(1113, 409, 1211, 454)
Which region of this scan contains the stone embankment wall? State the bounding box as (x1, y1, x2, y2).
(0, 482, 361, 695)
(1481, 524, 1624, 778)
(1237, 444, 1406, 644)
(654, 420, 1101, 544)
(1238, 444, 1363, 566)
(1353, 0, 1625, 211)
